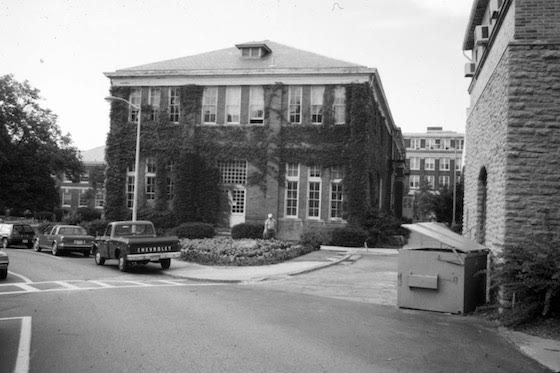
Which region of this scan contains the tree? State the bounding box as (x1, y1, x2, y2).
(0, 74, 83, 215)
(414, 176, 464, 229)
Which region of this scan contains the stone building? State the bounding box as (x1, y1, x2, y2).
(104, 41, 406, 240)
(462, 0, 560, 251)
(402, 126, 464, 221)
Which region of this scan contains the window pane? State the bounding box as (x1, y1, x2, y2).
(289, 86, 302, 123)
(218, 160, 247, 185)
(203, 87, 218, 123)
(249, 86, 264, 123)
(226, 87, 241, 124)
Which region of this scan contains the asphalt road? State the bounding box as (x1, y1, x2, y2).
(0, 248, 551, 373)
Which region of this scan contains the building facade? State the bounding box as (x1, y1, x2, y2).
(104, 41, 406, 240)
(462, 0, 560, 251)
(402, 127, 464, 220)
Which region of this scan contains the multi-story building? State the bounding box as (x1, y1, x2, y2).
(462, 0, 560, 251)
(104, 41, 406, 240)
(59, 146, 105, 214)
(402, 127, 464, 219)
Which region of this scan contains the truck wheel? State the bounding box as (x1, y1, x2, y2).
(33, 239, 41, 252)
(2, 238, 7, 249)
(94, 250, 105, 265)
(0, 268, 7, 279)
(118, 255, 128, 272)
(160, 258, 171, 270)
(52, 242, 61, 256)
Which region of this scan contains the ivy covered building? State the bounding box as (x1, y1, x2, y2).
(104, 41, 406, 240)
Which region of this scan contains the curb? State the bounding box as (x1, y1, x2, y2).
(499, 327, 560, 372)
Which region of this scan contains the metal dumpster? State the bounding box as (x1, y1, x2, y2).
(397, 222, 488, 314)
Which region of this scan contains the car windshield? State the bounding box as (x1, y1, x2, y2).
(59, 227, 87, 235)
(114, 223, 154, 236)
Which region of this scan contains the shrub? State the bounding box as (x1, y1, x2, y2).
(231, 223, 264, 239)
(82, 219, 108, 236)
(169, 222, 215, 239)
(138, 209, 177, 234)
(491, 236, 560, 326)
(35, 211, 54, 221)
(77, 208, 102, 222)
(53, 208, 65, 222)
(362, 208, 408, 247)
(328, 226, 368, 247)
(299, 226, 331, 251)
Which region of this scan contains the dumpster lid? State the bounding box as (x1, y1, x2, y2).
(402, 222, 488, 253)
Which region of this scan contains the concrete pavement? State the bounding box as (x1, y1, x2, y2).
(167, 246, 559, 372)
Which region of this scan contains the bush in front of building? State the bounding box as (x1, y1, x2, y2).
(138, 209, 177, 235)
(299, 226, 332, 251)
(180, 237, 313, 266)
(77, 208, 102, 222)
(82, 219, 108, 236)
(328, 226, 368, 247)
(231, 223, 264, 239)
(169, 222, 215, 239)
(362, 208, 408, 247)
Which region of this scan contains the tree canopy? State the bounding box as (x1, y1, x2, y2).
(0, 74, 83, 215)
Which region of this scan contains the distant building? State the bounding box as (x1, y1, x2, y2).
(104, 40, 406, 239)
(59, 146, 105, 214)
(462, 0, 560, 250)
(402, 127, 464, 220)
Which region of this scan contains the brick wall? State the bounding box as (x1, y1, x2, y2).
(515, 0, 560, 42)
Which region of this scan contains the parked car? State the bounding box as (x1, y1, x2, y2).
(93, 220, 180, 272)
(0, 223, 35, 249)
(0, 250, 8, 279)
(34, 224, 94, 257)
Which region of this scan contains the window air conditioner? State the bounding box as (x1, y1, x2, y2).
(490, 0, 503, 19)
(464, 62, 476, 77)
(474, 25, 490, 45)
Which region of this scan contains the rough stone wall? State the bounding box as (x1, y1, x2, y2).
(464, 51, 510, 252)
(515, 0, 560, 43)
(504, 43, 560, 247)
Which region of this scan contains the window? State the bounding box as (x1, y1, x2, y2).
(129, 88, 141, 122)
(231, 189, 245, 214)
(455, 158, 462, 171)
(95, 189, 104, 208)
(145, 157, 156, 200)
(126, 164, 135, 209)
(79, 190, 88, 208)
(285, 163, 299, 217)
(330, 166, 344, 220)
(289, 86, 302, 124)
(409, 157, 420, 170)
(168, 88, 180, 122)
(241, 47, 261, 57)
(225, 86, 241, 124)
(149, 88, 161, 121)
(410, 138, 421, 149)
(62, 188, 71, 207)
(333, 86, 346, 124)
(424, 158, 435, 170)
(443, 139, 451, 149)
(80, 171, 89, 184)
(439, 175, 450, 188)
(425, 175, 435, 189)
(218, 160, 247, 185)
(166, 161, 174, 200)
(202, 87, 218, 124)
(311, 86, 324, 124)
(249, 86, 264, 124)
(440, 158, 450, 171)
(409, 175, 420, 189)
(307, 165, 321, 218)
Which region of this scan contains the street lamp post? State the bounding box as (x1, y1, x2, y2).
(104, 96, 141, 222)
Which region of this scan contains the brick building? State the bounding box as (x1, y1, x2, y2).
(462, 0, 560, 251)
(104, 41, 406, 240)
(402, 127, 464, 220)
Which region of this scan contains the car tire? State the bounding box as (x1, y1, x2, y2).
(160, 258, 171, 270)
(33, 239, 41, 252)
(0, 268, 7, 279)
(118, 254, 128, 272)
(52, 242, 61, 256)
(2, 238, 7, 249)
(94, 250, 105, 265)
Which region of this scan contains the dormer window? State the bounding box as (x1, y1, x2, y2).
(236, 42, 271, 59)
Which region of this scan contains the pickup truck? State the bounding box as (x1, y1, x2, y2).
(92, 220, 180, 272)
(34, 224, 94, 256)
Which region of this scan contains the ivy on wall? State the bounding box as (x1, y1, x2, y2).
(104, 82, 390, 227)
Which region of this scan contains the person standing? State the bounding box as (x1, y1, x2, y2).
(263, 213, 277, 239)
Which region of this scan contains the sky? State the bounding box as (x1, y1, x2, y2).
(0, 0, 474, 151)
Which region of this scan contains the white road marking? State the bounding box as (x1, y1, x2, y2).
(8, 271, 33, 284)
(0, 316, 32, 373)
(54, 281, 80, 289)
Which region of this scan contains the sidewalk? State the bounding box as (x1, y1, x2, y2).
(167, 246, 559, 372)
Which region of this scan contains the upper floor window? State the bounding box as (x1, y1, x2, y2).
(409, 157, 420, 170)
(241, 47, 262, 58)
(249, 86, 264, 124)
(409, 175, 420, 189)
(225, 86, 241, 124)
(80, 171, 89, 184)
(425, 175, 435, 189)
(307, 165, 321, 219)
(439, 158, 450, 171)
(439, 175, 450, 188)
(166, 161, 174, 200)
(410, 138, 421, 149)
(79, 190, 88, 208)
(424, 158, 435, 171)
(95, 189, 104, 208)
(202, 87, 218, 124)
(333, 86, 346, 124)
(145, 157, 156, 200)
(149, 88, 161, 121)
(168, 88, 180, 122)
(311, 86, 324, 124)
(289, 86, 302, 124)
(129, 88, 141, 122)
(62, 188, 71, 207)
